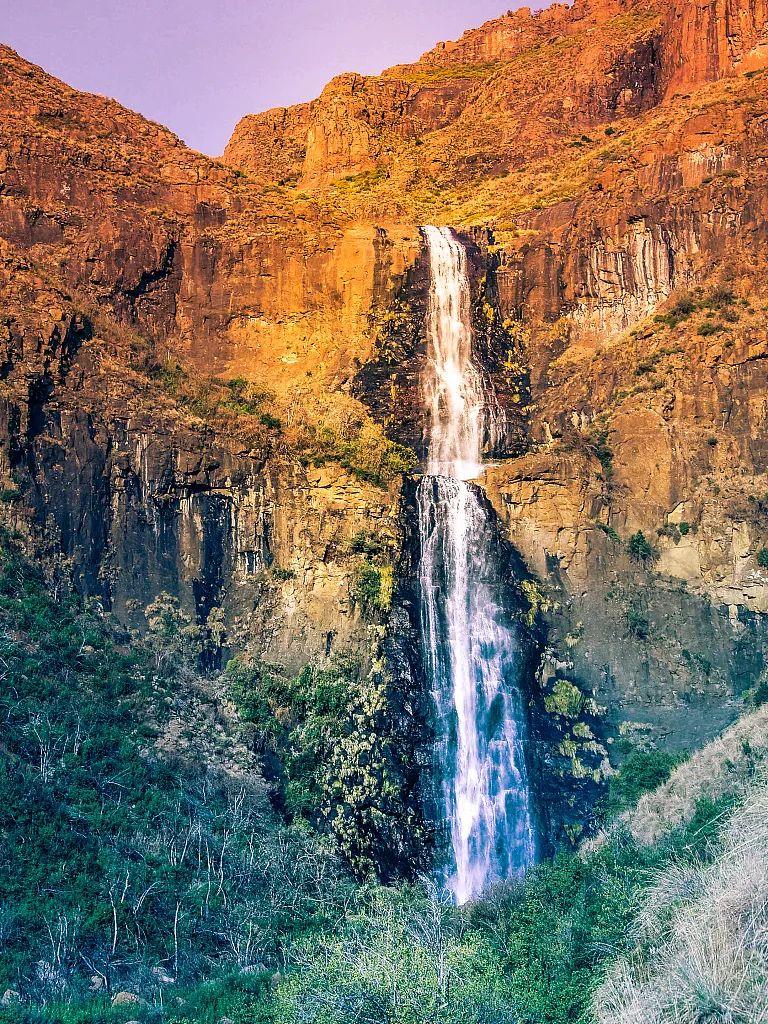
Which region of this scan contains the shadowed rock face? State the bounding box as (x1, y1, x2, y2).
(1, 0, 768, 858)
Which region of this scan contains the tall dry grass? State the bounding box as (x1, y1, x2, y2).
(593, 773, 768, 1023)
(584, 706, 768, 856)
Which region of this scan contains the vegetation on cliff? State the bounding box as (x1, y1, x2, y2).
(0, 534, 353, 1010)
(1, 523, 764, 1024)
(226, 644, 427, 878)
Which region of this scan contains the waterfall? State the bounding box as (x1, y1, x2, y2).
(417, 225, 536, 905)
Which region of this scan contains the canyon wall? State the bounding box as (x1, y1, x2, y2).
(1, 0, 768, 853)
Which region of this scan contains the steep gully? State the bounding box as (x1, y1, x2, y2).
(417, 226, 536, 902)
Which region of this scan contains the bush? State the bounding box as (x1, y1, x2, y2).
(348, 530, 385, 556)
(605, 749, 681, 817)
(697, 319, 723, 336)
(148, 365, 274, 446)
(354, 562, 394, 615)
(655, 293, 696, 328)
(703, 287, 736, 309)
(597, 523, 620, 542)
(757, 547, 768, 568)
(627, 531, 657, 563)
(657, 523, 681, 544)
(670, 295, 697, 316)
(626, 604, 650, 639)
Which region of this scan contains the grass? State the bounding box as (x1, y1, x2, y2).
(394, 61, 503, 84)
(606, 705, 768, 847)
(594, 777, 768, 1024)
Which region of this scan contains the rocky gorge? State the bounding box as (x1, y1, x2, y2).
(1, 0, 768, 872)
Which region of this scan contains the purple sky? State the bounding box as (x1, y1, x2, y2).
(6, 0, 530, 156)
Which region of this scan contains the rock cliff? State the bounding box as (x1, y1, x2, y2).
(1, 0, 768, 855)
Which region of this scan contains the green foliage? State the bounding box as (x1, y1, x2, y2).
(654, 293, 696, 328)
(545, 679, 586, 719)
(270, 883, 518, 1024)
(395, 60, 502, 84)
(703, 288, 737, 308)
(0, 531, 749, 1024)
(697, 319, 723, 337)
(681, 648, 711, 675)
(605, 749, 681, 817)
(270, 565, 296, 581)
(332, 167, 389, 193)
(147, 366, 278, 445)
(222, 377, 283, 430)
(520, 578, 551, 626)
(0, 536, 350, 1009)
(226, 650, 420, 876)
(657, 522, 682, 544)
(670, 294, 697, 317)
(143, 591, 224, 675)
(354, 561, 394, 616)
(626, 599, 650, 640)
(588, 427, 613, 481)
(348, 530, 385, 556)
(302, 423, 417, 487)
(262, 787, 735, 1024)
(627, 530, 657, 564)
(654, 289, 736, 332)
(756, 546, 768, 568)
(596, 522, 620, 542)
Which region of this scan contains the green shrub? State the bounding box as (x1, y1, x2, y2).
(348, 530, 385, 556)
(702, 287, 736, 309)
(260, 411, 282, 430)
(271, 565, 296, 581)
(605, 749, 681, 816)
(697, 320, 723, 337)
(597, 522, 620, 542)
(354, 562, 394, 615)
(655, 293, 697, 328)
(627, 531, 657, 563)
(626, 604, 650, 639)
(657, 523, 681, 544)
(756, 547, 768, 568)
(670, 295, 697, 316)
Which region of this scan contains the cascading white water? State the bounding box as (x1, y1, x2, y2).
(417, 225, 536, 905)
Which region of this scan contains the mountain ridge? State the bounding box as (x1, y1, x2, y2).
(0, 0, 767, 865)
